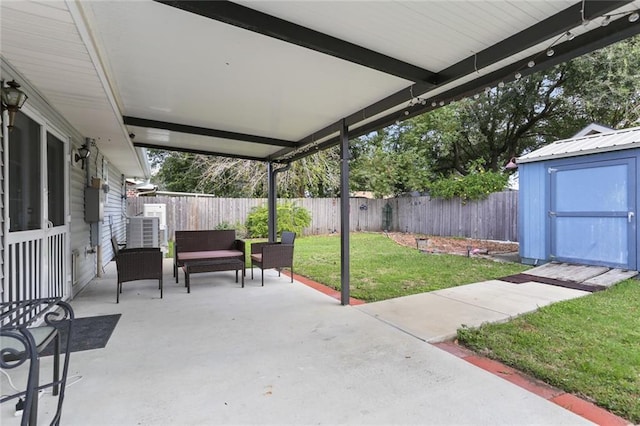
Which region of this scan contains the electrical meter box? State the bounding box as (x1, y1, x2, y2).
(84, 187, 104, 223)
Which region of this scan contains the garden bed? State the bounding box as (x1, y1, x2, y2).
(386, 232, 518, 256)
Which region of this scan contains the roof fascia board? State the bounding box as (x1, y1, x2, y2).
(123, 116, 297, 148)
(133, 142, 268, 162)
(280, 15, 640, 163)
(154, 0, 438, 85)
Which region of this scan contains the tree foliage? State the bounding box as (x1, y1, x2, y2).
(348, 35, 640, 196)
(151, 149, 340, 197)
(245, 203, 312, 238)
(428, 161, 509, 201)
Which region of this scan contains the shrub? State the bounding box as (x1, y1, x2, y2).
(245, 202, 312, 238)
(429, 163, 508, 201)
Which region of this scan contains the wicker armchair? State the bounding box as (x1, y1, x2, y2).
(113, 239, 163, 303)
(250, 232, 296, 286)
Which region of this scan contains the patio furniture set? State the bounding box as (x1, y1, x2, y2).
(0, 230, 294, 424)
(113, 230, 296, 302)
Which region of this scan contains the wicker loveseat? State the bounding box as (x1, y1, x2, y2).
(173, 230, 246, 284)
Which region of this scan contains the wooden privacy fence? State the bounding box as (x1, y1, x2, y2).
(127, 191, 518, 242)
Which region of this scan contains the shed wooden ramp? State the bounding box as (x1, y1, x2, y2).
(500, 262, 637, 292)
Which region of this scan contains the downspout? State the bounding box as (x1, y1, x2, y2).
(267, 161, 290, 243)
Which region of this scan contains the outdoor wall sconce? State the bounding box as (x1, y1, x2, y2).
(1, 80, 28, 131)
(505, 157, 518, 170)
(75, 141, 92, 169)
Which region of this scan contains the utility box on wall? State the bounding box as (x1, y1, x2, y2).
(84, 187, 104, 223)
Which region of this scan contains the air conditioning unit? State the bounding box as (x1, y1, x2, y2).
(143, 204, 166, 230)
(126, 216, 160, 248)
(142, 203, 168, 251)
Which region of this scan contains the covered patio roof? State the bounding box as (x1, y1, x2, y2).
(2, 1, 640, 178)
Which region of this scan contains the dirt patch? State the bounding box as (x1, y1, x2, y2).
(386, 232, 518, 256)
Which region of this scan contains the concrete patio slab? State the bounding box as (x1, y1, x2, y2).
(436, 280, 590, 311)
(357, 280, 589, 343)
(356, 291, 509, 342)
(1, 261, 593, 425)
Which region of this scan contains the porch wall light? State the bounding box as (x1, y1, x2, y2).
(75, 141, 92, 169)
(1, 80, 28, 131)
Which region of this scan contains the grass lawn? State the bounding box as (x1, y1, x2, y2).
(291, 232, 527, 302)
(457, 279, 640, 423)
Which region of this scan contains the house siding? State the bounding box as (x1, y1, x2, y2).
(2, 59, 130, 299)
(100, 161, 127, 268)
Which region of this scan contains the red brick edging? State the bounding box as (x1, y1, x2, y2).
(284, 271, 366, 305)
(433, 341, 631, 426)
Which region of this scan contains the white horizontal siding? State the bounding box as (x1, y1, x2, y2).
(101, 161, 127, 268)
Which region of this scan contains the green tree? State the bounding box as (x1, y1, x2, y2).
(429, 160, 509, 201)
(562, 35, 640, 128)
(153, 152, 213, 193)
(350, 35, 640, 192)
(151, 149, 340, 197)
(350, 127, 432, 197)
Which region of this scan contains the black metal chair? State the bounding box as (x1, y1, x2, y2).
(250, 232, 296, 286)
(112, 237, 163, 303)
(1, 298, 74, 426)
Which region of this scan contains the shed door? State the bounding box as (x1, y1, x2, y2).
(549, 159, 636, 269)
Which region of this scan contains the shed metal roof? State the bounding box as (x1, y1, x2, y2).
(2, 0, 640, 177)
(517, 126, 640, 163)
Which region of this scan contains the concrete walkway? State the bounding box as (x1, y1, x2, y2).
(357, 279, 590, 342)
(1, 262, 594, 425)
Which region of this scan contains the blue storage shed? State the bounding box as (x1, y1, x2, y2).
(518, 125, 640, 270)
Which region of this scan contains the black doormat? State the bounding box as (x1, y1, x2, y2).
(40, 314, 121, 357)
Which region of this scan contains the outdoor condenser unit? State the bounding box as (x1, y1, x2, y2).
(143, 204, 166, 230)
(126, 216, 160, 248)
(142, 204, 168, 251)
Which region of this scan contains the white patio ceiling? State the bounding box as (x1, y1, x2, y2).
(2, 0, 640, 177)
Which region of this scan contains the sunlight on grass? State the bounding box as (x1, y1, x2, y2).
(457, 280, 640, 423)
